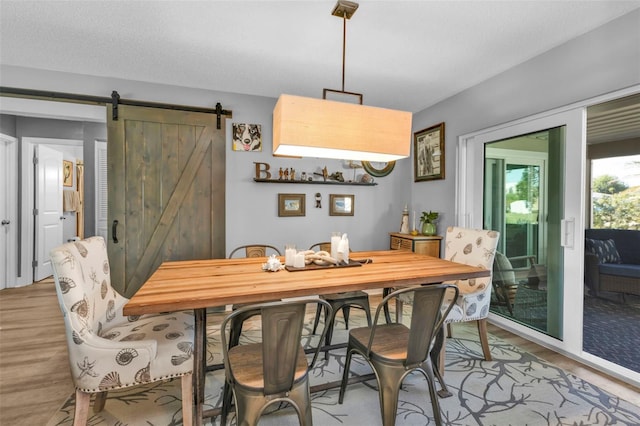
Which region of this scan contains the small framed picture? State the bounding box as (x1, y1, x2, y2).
(329, 194, 354, 216)
(63, 160, 73, 187)
(414, 122, 445, 182)
(232, 123, 262, 152)
(278, 193, 305, 217)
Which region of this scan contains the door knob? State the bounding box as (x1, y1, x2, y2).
(60, 216, 66, 220)
(1, 220, 9, 225)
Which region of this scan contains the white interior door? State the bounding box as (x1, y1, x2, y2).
(35, 145, 63, 281)
(0, 139, 7, 289)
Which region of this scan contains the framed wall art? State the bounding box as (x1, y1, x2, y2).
(278, 193, 305, 217)
(414, 122, 445, 182)
(63, 160, 74, 187)
(329, 194, 354, 216)
(232, 123, 262, 152)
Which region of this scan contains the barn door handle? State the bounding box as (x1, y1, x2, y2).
(112, 220, 119, 244)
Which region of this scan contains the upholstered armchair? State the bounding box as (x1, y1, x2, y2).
(439, 226, 500, 371)
(50, 236, 194, 425)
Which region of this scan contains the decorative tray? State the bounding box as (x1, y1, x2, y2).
(285, 259, 370, 272)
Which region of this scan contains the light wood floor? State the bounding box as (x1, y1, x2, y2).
(1, 280, 638, 425)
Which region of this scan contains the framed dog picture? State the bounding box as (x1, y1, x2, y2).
(232, 123, 262, 152)
(278, 193, 305, 217)
(414, 122, 445, 182)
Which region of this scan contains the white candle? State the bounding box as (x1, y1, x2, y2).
(293, 252, 306, 268)
(285, 246, 297, 267)
(331, 232, 341, 260)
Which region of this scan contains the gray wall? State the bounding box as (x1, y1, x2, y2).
(0, 114, 16, 136)
(410, 9, 640, 231)
(0, 79, 410, 254)
(1, 9, 638, 256)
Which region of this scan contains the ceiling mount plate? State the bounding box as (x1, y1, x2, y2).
(331, 0, 359, 19)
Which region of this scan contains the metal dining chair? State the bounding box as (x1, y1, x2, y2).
(228, 244, 282, 259)
(339, 284, 458, 426)
(227, 244, 283, 348)
(220, 299, 333, 426)
(308, 242, 372, 358)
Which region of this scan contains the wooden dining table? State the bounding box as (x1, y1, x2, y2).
(124, 249, 491, 426)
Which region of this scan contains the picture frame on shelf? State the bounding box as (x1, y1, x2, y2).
(414, 122, 445, 182)
(63, 160, 73, 187)
(329, 194, 355, 216)
(278, 193, 305, 217)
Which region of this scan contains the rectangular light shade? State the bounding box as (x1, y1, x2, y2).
(273, 94, 412, 162)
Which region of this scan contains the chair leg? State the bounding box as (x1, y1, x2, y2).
(362, 301, 372, 327)
(323, 305, 338, 360)
(477, 318, 492, 361)
(423, 360, 444, 426)
(220, 380, 234, 425)
(438, 333, 446, 377)
(73, 389, 91, 426)
(312, 305, 322, 334)
(229, 317, 243, 349)
(181, 373, 193, 426)
(373, 361, 405, 426)
(288, 379, 313, 426)
(338, 347, 355, 403)
(395, 299, 403, 323)
(342, 306, 351, 329)
(92, 391, 107, 413)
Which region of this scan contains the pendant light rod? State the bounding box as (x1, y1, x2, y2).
(342, 13, 346, 92)
(331, 0, 359, 94)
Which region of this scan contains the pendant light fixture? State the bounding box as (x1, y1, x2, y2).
(272, 0, 412, 162)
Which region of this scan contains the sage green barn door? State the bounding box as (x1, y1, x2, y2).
(107, 105, 225, 297)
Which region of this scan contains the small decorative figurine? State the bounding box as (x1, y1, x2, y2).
(283, 168, 289, 180)
(278, 167, 284, 180)
(400, 205, 410, 234)
(290, 168, 296, 180)
(315, 193, 322, 208)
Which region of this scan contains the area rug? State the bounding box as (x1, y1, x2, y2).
(583, 294, 640, 373)
(47, 308, 640, 426)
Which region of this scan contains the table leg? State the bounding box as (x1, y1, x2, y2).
(193, 308, 206, 426)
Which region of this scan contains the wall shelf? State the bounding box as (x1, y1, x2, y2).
(253, 178, 376, 186)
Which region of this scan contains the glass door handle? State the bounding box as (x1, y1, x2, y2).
(561, 217, 575, 249)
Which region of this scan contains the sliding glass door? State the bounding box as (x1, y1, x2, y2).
(457, 108, 584, 353)
(484, 129, 562, 338)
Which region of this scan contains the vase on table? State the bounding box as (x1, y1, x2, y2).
(421, 221, 436, 236)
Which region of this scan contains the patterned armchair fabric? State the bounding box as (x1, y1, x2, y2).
(441, 226, 500, 324)
(50, 236, 194, 423)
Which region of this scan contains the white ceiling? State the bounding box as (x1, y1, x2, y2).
(1, 1, 639, 113)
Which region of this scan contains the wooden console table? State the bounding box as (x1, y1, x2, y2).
(389, 232, 442, 257)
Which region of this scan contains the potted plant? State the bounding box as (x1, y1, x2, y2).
(420, 210, 439, 236)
